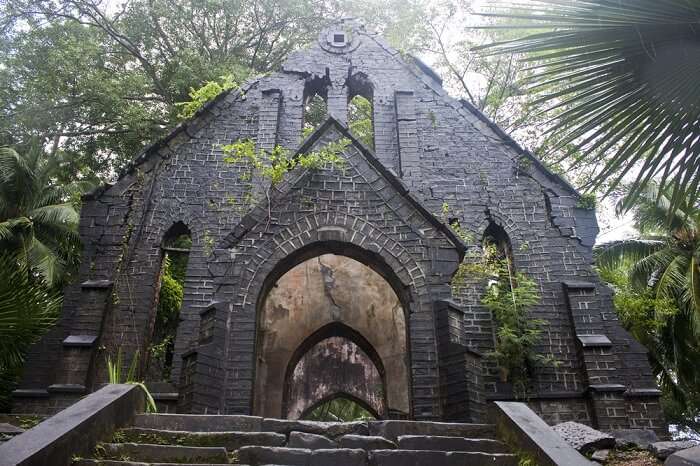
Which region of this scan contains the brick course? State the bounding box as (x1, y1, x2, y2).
(14, 19, 664, 432)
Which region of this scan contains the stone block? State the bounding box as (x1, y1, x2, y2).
(310, 448, 367, 466)
(397, 435, 507, 453)
(133, 414, 262, 432)
(368, 420, 495, 441)
(552, 421, 615, 454)
(339, 434, 397, 450)
(237, 446, 311, 466)
(288, 431, 338, 450)
(608, 428, 659, 449)
(651, 441, 700, 460)
(666, 445, 700, 466)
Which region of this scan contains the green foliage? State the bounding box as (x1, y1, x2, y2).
(348, 95, 374, 149)
(106, 348, 157, 413)
(222, 138, 349, 187)
(176, 75, 237, 120)
(304, 397, 376, 422)
(303, 94, 328, 137)
(452, 238, 553, 396)
(0, 253, 61, 410)
(157, 257, 184, 328)
(576, 193, 597, 210)
(596, 184, 700, 433)
(481, 257, 552, 395)
(2, 0, 436, 177)
(481, 0, 700, 215)
(0, 146, 86, 287)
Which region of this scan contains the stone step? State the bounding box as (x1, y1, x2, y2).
(369, 449, 519, 466)
(235, 446, 518, 466)
(76, 461, 230, 466)
(396, 435, 508, 453)
(118, 427, 286, 450)
(338, 434, 397, 450)
(94, 442, 230, 464)
(261, 419, 369, 437)
(237, 446, 366, 466)
(368, 421, 497, 441)
(134, 414, 262, 432)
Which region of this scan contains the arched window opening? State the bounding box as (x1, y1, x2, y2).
(303, 78, 329, 139)
(347, 73, 374, 149)
(348, 95, 374, 149)
(285, 332, 385, 420)
(482, 221, 517, 297)
(147, 222, 191, 382)
(254, 250, 410, 419)
(303, 394, 378, 422)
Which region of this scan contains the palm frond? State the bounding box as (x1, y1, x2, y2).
(29, 203, 79, 229)
(595, 238, 665, 270)
(0, 253, 61, 371)
(478, 0, 700, 215)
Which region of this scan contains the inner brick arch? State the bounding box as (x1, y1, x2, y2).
(216, 209, 457, 418)
(283, 322, 388, 420)
(250, 245, 412, 418)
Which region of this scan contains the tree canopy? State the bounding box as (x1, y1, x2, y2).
(480, 0, 700, 213)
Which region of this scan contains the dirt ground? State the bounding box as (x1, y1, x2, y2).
(604, 449, 663, 466)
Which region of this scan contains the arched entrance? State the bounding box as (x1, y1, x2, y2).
(254, 251, 410, 418)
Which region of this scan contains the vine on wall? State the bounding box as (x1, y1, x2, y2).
(442, 203, 556, 396)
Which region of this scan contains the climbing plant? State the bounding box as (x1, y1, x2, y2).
(222, 138, 350, 187)
(176, 75, 238, 120)
(480, 253, 554, 396)
(447, 222, 555, 396)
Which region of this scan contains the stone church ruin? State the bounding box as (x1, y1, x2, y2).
(14, 19, 665, 434)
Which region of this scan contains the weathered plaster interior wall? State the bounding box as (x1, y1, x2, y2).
(286, 336, 384, 419)
(255, 253, 409, 418)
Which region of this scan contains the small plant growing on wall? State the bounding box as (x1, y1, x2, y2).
(106, 348, 157, 412)
(453, 238, 557, 397)
(481, 252, 555, 396)
(221, 137, 350, 225)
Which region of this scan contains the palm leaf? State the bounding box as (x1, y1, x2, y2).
(477, 0, 700, 215)
(595, 238, 665, 270)
(0, 253, 61, 371)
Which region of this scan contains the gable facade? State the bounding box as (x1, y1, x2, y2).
(14, 19, 664, 433)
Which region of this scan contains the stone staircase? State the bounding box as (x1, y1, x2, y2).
(73, 414, 520, 466)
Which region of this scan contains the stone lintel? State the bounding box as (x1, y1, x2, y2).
(434, 299, 466, 314)
(576, 334, 612, 348)
(63, 335, 98, 348)
(199, 301, 224, 315)
(588, 384, 627, 393)
(47, 384, 87, 394)
(486, 390, 586, 401)
(11, 389, 49, 398)
(563, 281, 596, 290)
(624, 388, 662, 398)
(80, 279, 113, 289)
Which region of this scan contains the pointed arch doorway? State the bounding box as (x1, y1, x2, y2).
(253, 248, 411, 419)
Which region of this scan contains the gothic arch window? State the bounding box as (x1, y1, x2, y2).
(303, 78, 329, 138)
(347, 73, 374, 149)
(483, 221, 515, 288)
(146, 221, 191, 382)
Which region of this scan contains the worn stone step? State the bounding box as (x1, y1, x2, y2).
(367, 421, 496, 441)
(369, 449, 518, 466)
(134, 414, 262, 432)
(118, 427, 286, 450)
(396, 435, 508, 453)
(95, 442, 229, 463)
(237, 446, 367, 466)
(261, 419, 369, 437)
(76, 461, 229, 466)
(338, 434, 397, 450)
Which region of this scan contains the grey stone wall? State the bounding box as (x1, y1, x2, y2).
(15, 18, 664, 432)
